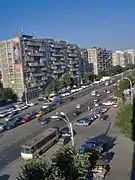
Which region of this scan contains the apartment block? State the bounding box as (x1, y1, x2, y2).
(87, 47, 112, 75)
(112, 51, 129, 67)
(0, 35, 51, 100)
(0, 34, 83, 100)
(125, 49, 135, 65)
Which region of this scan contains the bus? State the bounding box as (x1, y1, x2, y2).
(21, 128, 59, 160)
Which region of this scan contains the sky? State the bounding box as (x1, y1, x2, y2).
(0, 0, 135, 50)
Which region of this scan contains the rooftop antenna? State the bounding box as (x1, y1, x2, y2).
(21, 28, 24, 34)
(33, 32, 36, 38)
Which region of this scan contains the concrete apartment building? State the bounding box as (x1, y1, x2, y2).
(0, 34, 84, 100)
(87, 47, 112, 75)
(112, 50, 133, 67)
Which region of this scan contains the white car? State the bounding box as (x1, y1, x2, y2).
(113, 103, 119, 108)
(106, 90, 111, 94)
(102, 101, 114, 106)
(76, 104, 83, 109)
(26, 102, 35, 106)
(94, 103, 99, 107)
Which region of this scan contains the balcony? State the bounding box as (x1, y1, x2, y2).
(39, 63, 45, 66)
(41, 76, 48, 81)
(69, 61, 78, 65)
(70, 68, 79, 71)
(39, 47, 45, 52)
(24, 47, 33, 52)
(41, 67, 47, 71)
(52, 53, 63, 57)
(52, 66, 57, 70)
(30, 52, 44, 57)
(51, 57, 57, 61)
(53, 62, 64, 65)
(25, 57, 34, 62)
(40, 58, 46, 62)
(32, 73, 45, 77)
(27, 41, 42, 47)
(25, 68, 35, 73)
(52, 44, 63, 49)
(68, 53, 77, 57)
(61, 65, 66, 69)
(39, 81, 47, 86)
(50, 49, 56, 52)
(29, 62, 38, 67)
(53, 70, 64, 74)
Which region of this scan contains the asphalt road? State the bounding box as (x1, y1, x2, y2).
(0, 83, 115, 172)
(0, 102, 116, 180)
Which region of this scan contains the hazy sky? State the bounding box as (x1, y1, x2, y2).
(0, 0, 135, 50)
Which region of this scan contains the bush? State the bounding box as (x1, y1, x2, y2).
(115, 103, 132, 137)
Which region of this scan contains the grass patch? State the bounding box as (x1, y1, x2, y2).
(115, 103, 132, 138)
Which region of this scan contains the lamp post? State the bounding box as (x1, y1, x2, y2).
(123, 77, 133, 102)
(25, 88, 28, 105)
(53, 112, 74, 146)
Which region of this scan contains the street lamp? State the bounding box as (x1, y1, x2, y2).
(123, 77, 133, 102)
(52, 112, 74, 146)
(25, 88, 28, 105)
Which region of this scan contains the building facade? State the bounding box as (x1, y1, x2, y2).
(112, 50, 129, 67)
(0, 34, 83, 100)
(87, 47, 112, 75)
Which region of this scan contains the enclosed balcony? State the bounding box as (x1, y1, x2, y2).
(32, 72, 45, 77)
(53, 62, 64, 65)
(29, 62, 38, 67)
(52, 53, 63, 57)
(68, 53, 77, 57)
(54, 70, 64, 74)
(41, 67, 47, 71)
(30, 52, 44, 57)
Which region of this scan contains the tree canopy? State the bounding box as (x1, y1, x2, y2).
(17, 146, 103, 180)
(0, 88, 17, 101)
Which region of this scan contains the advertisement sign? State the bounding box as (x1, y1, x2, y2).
(11, 38, 21, 64)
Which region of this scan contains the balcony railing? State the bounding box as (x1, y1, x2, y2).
(29, 62, 38, 67)
(52, 53, 63, 57)
(30, 52, 44, 57)
(68, 53, 78, 57)
(27, 41, 42, 47)
(53, 70, 64, 74)
(39, 63, 45, 66)
(61, 65, 66, 69)
(53, 62, 64, 65)
(51, 57, 57, 61)
(52, 44, 63, 49)
(41, 67, 47, 71)
(52, 66, 57, 70)
(32, 73, 45, 77)
(41, 76, 48, 81)
(70, 68, 79, 71)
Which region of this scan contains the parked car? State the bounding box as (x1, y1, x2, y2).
(73, 109, 81, 116)
(113, 103, 119, 108)
(21, 115, 31, 124)
(76, 104, 83, 109)
(74, 117, 93, 126)
(6, 117, 22, 130)
(0, 122, 7, 132)
(39, 117, 51, 125)
(36, 111, 45, 118)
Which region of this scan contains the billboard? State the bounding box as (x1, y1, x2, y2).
(11, 38, 21, 64)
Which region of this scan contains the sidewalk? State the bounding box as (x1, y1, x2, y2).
(106, 107, 134, 180)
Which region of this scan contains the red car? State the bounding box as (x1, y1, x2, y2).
(21, 115, 31, 124)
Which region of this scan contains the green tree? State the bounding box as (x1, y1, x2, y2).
(116, 103, 132, 137)
(52, 77, 62, 93)
(83, 72, 90, 84)
(0, 88, 17, 101)
(114, 78, 130, 97)
(62, 74, 71, 87)
(52, 146, 89, 180)
(110, 65, 123, 75)
(98, 69, 108, 78)
(17, 146, 91, 180)
(45, 86, 52, 96)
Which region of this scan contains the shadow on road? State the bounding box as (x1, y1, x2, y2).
(131, 96, 135, 180)
(0, 174, 10, 180)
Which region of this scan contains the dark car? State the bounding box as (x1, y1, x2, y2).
(39, 117, 51, 125)
(85, 139, 107, 152)
(6, 117, 22, 130)
(73, 109, 81, 116)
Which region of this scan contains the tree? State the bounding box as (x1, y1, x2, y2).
(83, 72, 90, 84)
(52, 77, 62, 93)
(0, 88, 17, 101)
(98, 69, 108, 78)
(116, 103, 132, 137)
(17, 146, 91, 180)
(62, 74, 71, 87)
(110, 65, 123, 75)
(45, 86, 52, 96)
(114, 79, 130, 97)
